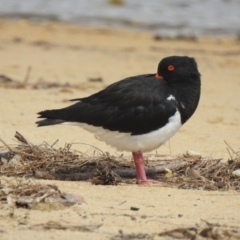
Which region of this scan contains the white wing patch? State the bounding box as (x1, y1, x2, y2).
(62, 110, 182, 153)
(167, 95, 176, 101)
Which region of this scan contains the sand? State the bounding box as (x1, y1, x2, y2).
(0, 19, 240, 239)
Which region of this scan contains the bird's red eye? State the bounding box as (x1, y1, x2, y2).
(168, 65, 174, 71)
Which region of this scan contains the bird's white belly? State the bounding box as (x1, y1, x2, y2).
(62, 110, 182, 152)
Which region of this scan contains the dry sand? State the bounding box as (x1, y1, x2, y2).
(0, 19, 240, 239)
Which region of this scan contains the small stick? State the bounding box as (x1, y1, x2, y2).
(23, 66, 31, 84)
(0, 137, 14, 152)
(14, 131, 40, 153)
(224, 140, 237, 156)
(15, 131, 29, 145)
(226, 147, 233, 160)
(51, 139, 59, 148)
(71, 142, 105, 156)
(42, 140, 58, 152)
(118, 200, 127, 205)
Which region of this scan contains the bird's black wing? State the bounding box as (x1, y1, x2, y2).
(37, 74, 178, 135)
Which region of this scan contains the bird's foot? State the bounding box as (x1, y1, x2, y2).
(136, 178, 165, 185)
(133, 152, 167, 186)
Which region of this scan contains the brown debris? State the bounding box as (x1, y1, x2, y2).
(34, 170, 92, 181)
(32, 161, 189, 183)
(30, 221, 101, 232)
(88, 77, 103, 82)
(113, 230, 153, 240)
(158, 227, 198, 239)
(158, 221, 240, 240)
(0, 74, 26, 89)
(112, 221, 240, 240)
(0, 179, 86, 210)
(0, 70, 104, 90)
(0, 132, 240, 191)
(91, 167, 121, 185)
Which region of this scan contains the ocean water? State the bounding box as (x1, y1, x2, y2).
(0, 0, 240, 37)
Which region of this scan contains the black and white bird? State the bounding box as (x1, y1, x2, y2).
(36, 56, 201, 184)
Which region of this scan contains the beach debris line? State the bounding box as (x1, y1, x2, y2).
(113, 220, 240, 240)
(0, 132, 192, 185)
(0, 67, 104, 90)
(30, 221, 101, 232)
(0, 132, 240, 190)
(113, 230, 152, 240)
(157, 221, 240, 240)
(0, 73, 70, 89)
(0, 178, 86, 210)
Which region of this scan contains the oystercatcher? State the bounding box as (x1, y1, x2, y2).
(36, 56, 201, 184)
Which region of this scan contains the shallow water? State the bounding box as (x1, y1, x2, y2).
(0, 0, 240, 37)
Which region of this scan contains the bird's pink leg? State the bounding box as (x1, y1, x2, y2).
(132, 151, 163, 185)
(132, 151, 147, 183)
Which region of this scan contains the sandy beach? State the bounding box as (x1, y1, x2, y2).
(0, 19, 240, 239)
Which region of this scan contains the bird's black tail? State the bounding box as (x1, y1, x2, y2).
(36, 118, 65, 127)
(36, 109, 65, 127)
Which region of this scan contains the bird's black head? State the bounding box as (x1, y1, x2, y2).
(157, 56, 200, 85)
(156, 56, 201, 125)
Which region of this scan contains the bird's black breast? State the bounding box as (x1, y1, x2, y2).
(65, 75, 178, 135)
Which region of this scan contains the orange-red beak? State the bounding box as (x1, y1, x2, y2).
(155, 73, 163, 80)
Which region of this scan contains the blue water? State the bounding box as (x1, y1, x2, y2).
(0, 0, 240, 37)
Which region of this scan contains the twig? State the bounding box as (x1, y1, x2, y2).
(0, 137, 14, 152)
(23, 66, 31, 84)
(15, 131, 28, 144)
(118, 200, 127, 205)
(224, 140, 238, 156)
(51, 139, 59, 148)
(71, 142, 105, 156)
(42, 140, 58, 152)
(200, 219, 221, 227)
(14, 131, 41, 154)
(226, 147, 233, 160)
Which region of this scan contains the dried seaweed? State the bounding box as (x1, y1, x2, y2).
(112, 221, 240, 240)
(0, 72, 104, 90)
(0, 178, 85, 210)
(0, 133, 194, 184)
(91, 167, 121, 185)
(1, 132, 240, 191)
(30, 221, 101, 232)
(113, 230, 153, 240)
(157, 220, 240, 240)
